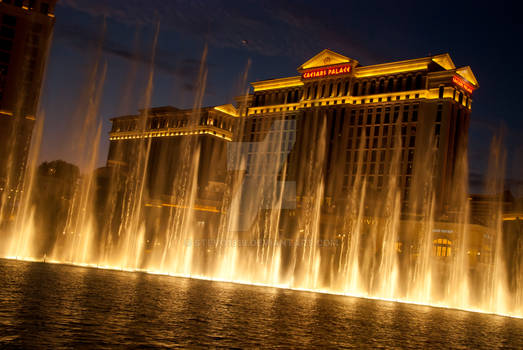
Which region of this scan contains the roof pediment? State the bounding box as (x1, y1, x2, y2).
(214, 104, 238, 117)
(456, 66, 479, 87)
(431, 54, 456, 70)
(298, 49, 356, 71)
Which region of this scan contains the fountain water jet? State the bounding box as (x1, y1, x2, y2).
(1, 36, 522, 319)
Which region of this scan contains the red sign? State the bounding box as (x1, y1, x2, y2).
(452, 75, 475, 94)
(302, 64, 351, 79)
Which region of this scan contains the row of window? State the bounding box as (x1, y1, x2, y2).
(347, 124, 416, 139)
(245, 151, 292, 175)
(342, 174, 414, 189)
(347, 135, 416, 150)
(113, 116, 234, 133)
(344, 160, 413, 177)
(352, 75, 424, 96)
(252, 89, 301, 107)
(346, 149, 415, 164)
(253, 74, 426, 107)
(349, 105, 419, 125)
(3, 0, 51, 14)
(247, 128, 296, 145)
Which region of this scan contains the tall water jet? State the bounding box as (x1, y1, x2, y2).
(107, 22, 161, 271)
(3, 39, 523, 319)
(156, 43, 208, 276)
(482, 133, 509, 314)
(5, 113, 45, 259)
(51, 49, 107, 265)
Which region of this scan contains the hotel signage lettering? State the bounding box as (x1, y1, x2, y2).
(452, 75, 474, 94)
(302, 64, 351, 79)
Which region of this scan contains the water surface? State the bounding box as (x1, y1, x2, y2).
(0, 259, 521, 348)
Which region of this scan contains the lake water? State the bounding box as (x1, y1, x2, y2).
(0, 259, 522, 348)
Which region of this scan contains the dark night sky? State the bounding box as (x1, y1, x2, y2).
(38, 0, 523, 194)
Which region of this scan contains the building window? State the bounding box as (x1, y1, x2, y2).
(406, 76, 413, 90)
(370, 80, 376, 94)
(41, 2, 50, 15)
(433, 238, 452, 257)
(415, 75, 422, 89)
(2, 15, 17, 27)
(387, 78, 393, 92)
(0, 51, 9, 64)
(352, 82, 358, 96)
(0, 26, 15, 39)
(439, 85, 444, 99)
(395, 77, 403, 92)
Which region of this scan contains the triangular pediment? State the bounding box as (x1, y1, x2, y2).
(456, 66, 479, 87)
(214, 104, 238, 116)
(432, 54, 456, 70)
(298, 49, 354, 71)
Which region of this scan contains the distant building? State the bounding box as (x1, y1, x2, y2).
(469, 191, 514, 226)
(107, 105, 237, 240)
(0, 0, 56, 217)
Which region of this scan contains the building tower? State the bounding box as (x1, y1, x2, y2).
(0, 0, 56, 218)
(245, 49, 478, 223)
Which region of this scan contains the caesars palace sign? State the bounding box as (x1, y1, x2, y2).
(301, 64, 351, 79)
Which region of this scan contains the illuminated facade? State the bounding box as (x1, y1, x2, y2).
(107, 105, 237, 238)
(243, 49, 477, 217)
(108, 49, 480, 258)
(0, 0, 56, 217)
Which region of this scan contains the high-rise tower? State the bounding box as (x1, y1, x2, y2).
(0, 0, 56, 217)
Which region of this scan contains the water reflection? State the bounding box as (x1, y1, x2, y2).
(0, 259, 521, 348)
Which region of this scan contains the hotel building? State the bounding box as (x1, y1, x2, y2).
(0, 0, 56, 217)
(108, 49, 480, 255)
(107, 105, 237, 238)
(245, 49, 477, 218)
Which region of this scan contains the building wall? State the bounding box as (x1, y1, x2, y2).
(106, 51, 480, 261)
(107, 106, 235, 242)
(0, 0, 56, 217)
(246, 55, 473, 219)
